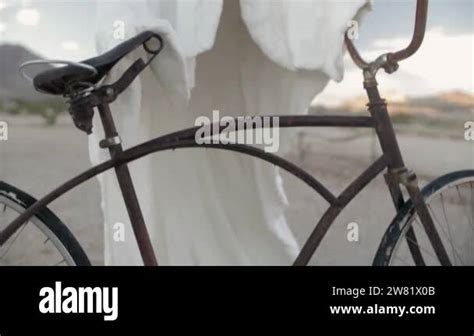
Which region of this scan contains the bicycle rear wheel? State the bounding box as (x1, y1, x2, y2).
(374, 170, 474, 266)
(0, 182, 90, 266)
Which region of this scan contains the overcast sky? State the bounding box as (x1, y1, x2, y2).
(0, 0, 472, 103)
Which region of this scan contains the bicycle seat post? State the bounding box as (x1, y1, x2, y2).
(97, 100, 158, 266)
(16, 32, 164, 265)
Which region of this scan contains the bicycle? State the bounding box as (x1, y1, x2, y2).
(0, 0, 472, 266)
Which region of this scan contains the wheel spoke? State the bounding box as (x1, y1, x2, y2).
(0, 222, 28, 260)
(443, 189, 474, 237)
(405, 226, 425, 266)
(440, 193, 467, 265)
(428, 202, 464, 265)
(411, 193, 452, 266)
(470, 182, 474, 231)
(456, 185, 474, 231)
(387, 175, 474, 266)
(0, 192, 86, 266)
(53, 258, 66, 266)
(406, 220, 442, 264)
(393, 254, 413, 266)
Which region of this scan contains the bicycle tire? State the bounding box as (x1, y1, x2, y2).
(0, 181, 91, 266)
(374, 170, 474, 266)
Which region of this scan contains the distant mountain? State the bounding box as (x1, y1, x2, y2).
(0, 44, 53, 101)
(412, 91, 474, 112)
(311, 90, 474, 117)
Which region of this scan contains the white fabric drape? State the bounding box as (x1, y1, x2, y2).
(91, 0, 370, 265)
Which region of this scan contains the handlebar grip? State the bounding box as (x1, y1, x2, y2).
(388, 0, 429, 63)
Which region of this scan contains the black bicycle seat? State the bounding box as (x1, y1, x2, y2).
(32, 31, 162, 96)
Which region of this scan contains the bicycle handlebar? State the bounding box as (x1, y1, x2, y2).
(346, 0, 429, 70)
(388, 0, 428, 63)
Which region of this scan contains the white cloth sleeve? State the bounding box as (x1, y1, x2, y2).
(93, 0, 370, 265)
(240, 0, 371, 81)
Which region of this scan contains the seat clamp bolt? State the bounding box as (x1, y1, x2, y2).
(105, 88, 115, 97)
(99, 136, 121, 148)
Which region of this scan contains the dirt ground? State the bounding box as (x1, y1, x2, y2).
(0, 113, 472, 265)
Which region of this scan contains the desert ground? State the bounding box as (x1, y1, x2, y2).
(0, 112, 472, 265)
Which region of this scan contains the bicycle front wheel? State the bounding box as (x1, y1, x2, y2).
(0, 181, 90, 266)
(374, 170, 474, 266)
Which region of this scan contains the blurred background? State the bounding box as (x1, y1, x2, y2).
(0, 0, 472, 265)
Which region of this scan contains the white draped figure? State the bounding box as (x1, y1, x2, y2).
(91, 0, 370, 265)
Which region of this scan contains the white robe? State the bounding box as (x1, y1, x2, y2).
(91, 0, 370, 265)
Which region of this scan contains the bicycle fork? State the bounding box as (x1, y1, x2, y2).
(97, 102, 158, 266)
(365, 82, 451, 266)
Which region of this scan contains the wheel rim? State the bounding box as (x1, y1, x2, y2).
(389, 177, 474, 266)
(0, 196, 76, 266)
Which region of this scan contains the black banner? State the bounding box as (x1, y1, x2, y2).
(0, 267, 472, 335)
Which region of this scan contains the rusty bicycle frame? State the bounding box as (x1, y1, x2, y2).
(0, 0, 448, 266)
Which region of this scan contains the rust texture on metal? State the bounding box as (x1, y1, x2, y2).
(387, 0, 428, 64)
(97, 103, 158, 266)
(345, 0, 428, 80)
(294, 155, 389, 266)
(0, 115, 371, 248)
(1, 0, 450, 267)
